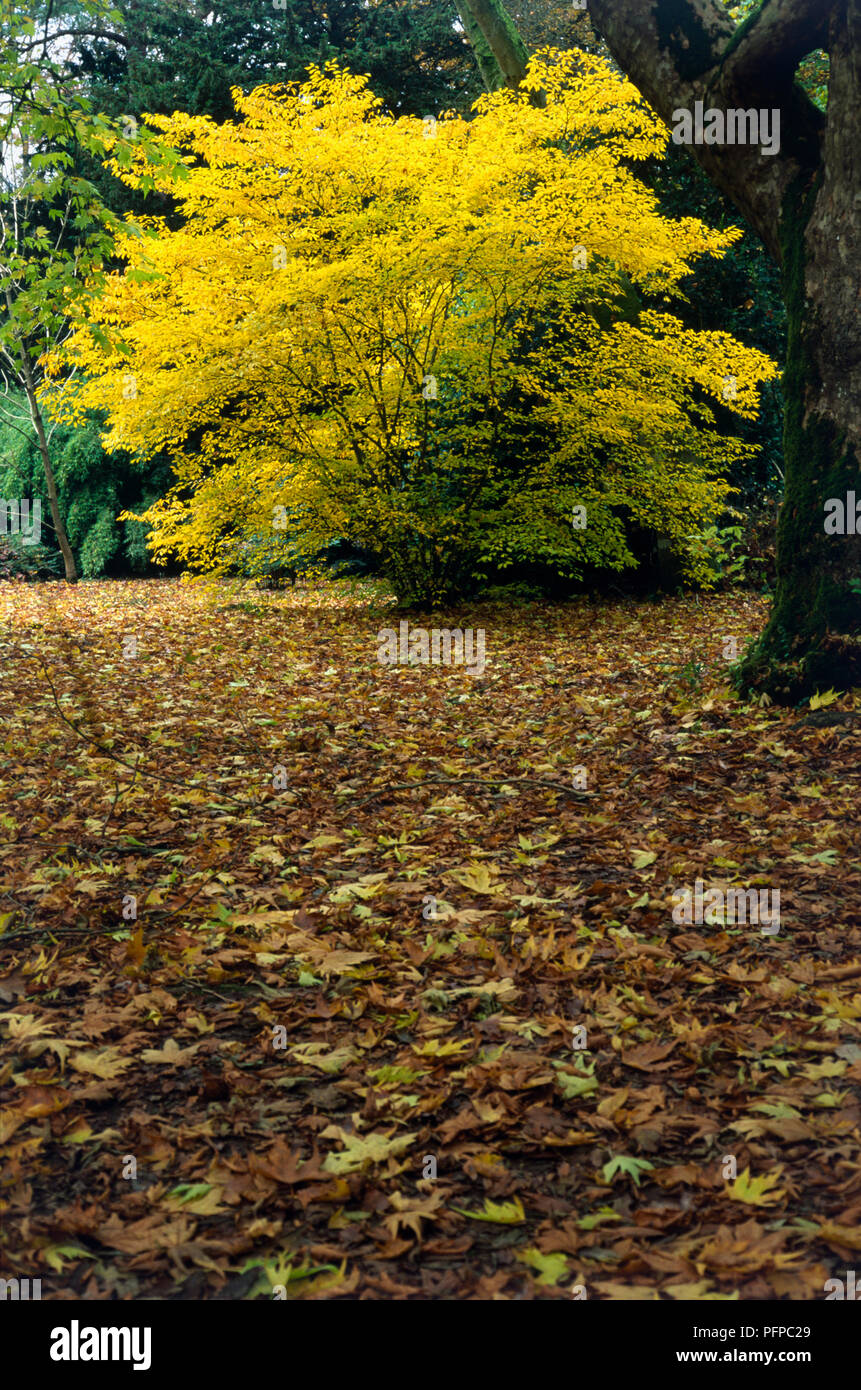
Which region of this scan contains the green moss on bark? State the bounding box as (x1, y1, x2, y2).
(459, 0, 528, 90)
(458, 3, 505, 91)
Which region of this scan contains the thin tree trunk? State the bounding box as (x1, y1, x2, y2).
(18, 348, 78, 583)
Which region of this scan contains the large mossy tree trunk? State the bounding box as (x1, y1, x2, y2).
(460, 0, 861, 701)
(750, 6, 861, 700)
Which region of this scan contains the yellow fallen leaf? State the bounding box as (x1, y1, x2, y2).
(43, 1243, 95, 1273)
(285, 932, 375, 977)
(140, 1038, 200, 1065)
(449, 861, 503, 894)
(412, 1037, 472, 1057)
(249, 844, 286, 866)
(314, 950, 376, 978)
(321, 1128, 416, 1175)
(70, 1049, 133, 1079)
(447, 978, 517, 1003)
(815, 1222, 861, 1251)
(666, 1282, 738, 1300)
(801, 1059, 847, 1080)
(809, 688, 839, 710)
(289, 1043, 357, 1074)
(0, 1107, 28, 1143)
(74, 879, 109, 897)
(727, 1166, 785, 1206)
(516, 1248, 569, 1285)
(163, 1185, 226, 1216)
(471, 1099, 506, 1123)
(232, 910, 295, 926)
(384, 1189, 444, 1239)
(0, 1012, 54, 1042)
(593, 1282, 660, 1299)
(632, 850, 657, 869)
(451, 1196, 525, 1224)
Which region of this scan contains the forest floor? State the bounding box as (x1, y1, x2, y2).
(1, 578, 860, 1300)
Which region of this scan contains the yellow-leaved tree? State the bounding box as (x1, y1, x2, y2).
(58, 51, 778, 603)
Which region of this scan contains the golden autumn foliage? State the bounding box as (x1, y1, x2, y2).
(58, 52, 778, 601)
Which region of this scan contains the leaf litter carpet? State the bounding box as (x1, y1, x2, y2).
(1, 580, 860, 1299)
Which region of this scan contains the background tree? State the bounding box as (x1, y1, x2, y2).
(0, 0, 178, 581)
(0, 387, 172, 576)
(66, 0, 479, 135)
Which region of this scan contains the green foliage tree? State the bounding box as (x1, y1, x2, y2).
(65, 0, 479, 127)
(0, 0, 180, 581)
(0, 387, 171, 577)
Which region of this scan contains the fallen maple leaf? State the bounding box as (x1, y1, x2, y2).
(621, 1039, 679, 1071)
(70, 1048, 133, 1079)
(809, 688, 839, 710)
(321, 1128, 416, 1175)
(163, 1183, 226, 1215)
(0, 1107, 28, 1143)
(289, 1043, 357, 1074)
(814, 1222, 861, 1252)
(285, 932, 375, 977)
(632, 850, 657, 869)
(516, 1247, 569, 1285)
(140, 1038, 200, 1065)
(449, 861, 503, 894)
(593, 1281, 660, 1299)
(555, 1062, 599, 1099)
(602, 1154, 655, 1187)
(451, 1196, 526, 1224)
(42, 1243, 96, 1274)
(314, 949, 376, 978)
(665, 1281, 738, 1300)
(0, 1012, 54, 1042)
(249, 844, 286, 866)
(384, 1189, 444, 1239)
(727, 1167, 786, 1206)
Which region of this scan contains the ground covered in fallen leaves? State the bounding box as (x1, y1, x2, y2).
(1, 578, 860, 1300)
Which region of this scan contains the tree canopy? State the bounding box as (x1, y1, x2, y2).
(59, 55, 776, 603)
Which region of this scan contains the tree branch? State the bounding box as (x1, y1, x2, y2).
(720, 0, 832, 90)
(15, 27, 133, 54)
(458, 0, 529, 89)
(586, 0, 829, 264)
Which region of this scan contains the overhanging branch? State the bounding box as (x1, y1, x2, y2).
(720, 0, 833, 90)
(587, 0, 829, 264)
